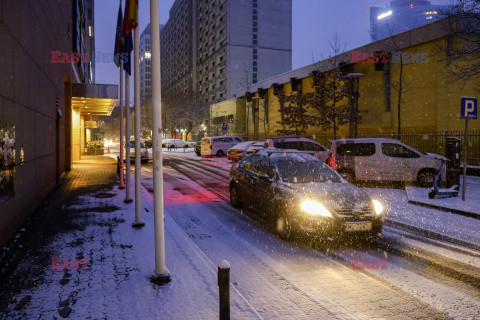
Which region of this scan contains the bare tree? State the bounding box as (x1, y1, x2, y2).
(440, 1, 480, 86)
(166, 92, 209, 140)
(276, 89, 314, 136)
(379, 21, 419, 136)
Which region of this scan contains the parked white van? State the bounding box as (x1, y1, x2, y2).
(329, 138, 443, 186)
(201, 136, 244, 158)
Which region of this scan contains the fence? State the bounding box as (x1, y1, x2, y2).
(314, 130, 480, 167)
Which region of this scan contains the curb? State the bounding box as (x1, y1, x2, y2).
(384, 219, 480, 251)
(407, 200, 480, 220)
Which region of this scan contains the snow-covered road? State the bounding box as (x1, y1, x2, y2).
(139, 153, 480, 319)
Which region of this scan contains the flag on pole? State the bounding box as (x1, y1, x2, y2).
(114, 3, 125, 68)
(124, 0, 138, 35)
(122, 25, 133, 75)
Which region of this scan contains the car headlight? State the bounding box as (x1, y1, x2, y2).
(372, 200, 383, 215)
(301, 200, 332, 217)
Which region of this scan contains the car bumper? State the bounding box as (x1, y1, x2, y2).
(292, 214, 384, 238)
(228, 155, 241, 162)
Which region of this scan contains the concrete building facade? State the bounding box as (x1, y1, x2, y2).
(140, 23, 164, 104)
(160, 0, 292, 106)
(213, 18, 479, 162)
(0, 0, 117, 247)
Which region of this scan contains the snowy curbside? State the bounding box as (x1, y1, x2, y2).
(405, 186, 480, 219)
(137, 179, 265, 319)
(407, 200, 480, 219)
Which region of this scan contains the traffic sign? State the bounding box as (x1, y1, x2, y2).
(461, 97, 477, 120)
(222, 123, 228, 132)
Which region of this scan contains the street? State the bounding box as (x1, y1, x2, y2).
(136, 151, 480, 319)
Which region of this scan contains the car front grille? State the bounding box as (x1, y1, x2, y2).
(333, 207, 374, 217)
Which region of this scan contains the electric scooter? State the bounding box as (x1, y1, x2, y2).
(428, 159, 459, 199)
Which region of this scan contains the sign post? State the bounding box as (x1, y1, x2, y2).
(460, 97, 478, 201)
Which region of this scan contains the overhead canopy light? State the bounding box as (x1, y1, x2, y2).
(377, 10, 392, 20)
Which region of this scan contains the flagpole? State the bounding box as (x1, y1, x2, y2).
(119, 62, 125, 190)
(150, 0, 170, 283)
(125, 70, 133, 203)
(133, 26, 144, 227)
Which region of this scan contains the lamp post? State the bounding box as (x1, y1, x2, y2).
(345, 73, 364, 138)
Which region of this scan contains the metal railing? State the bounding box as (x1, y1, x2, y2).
(314, 130, 480, 166)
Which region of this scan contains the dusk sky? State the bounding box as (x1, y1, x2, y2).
(94, 0, 452, 104)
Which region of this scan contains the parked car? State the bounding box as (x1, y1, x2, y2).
(144, 140, 153, 148)
(201, 136, 244, 158)
(329, 138, 443, 186)
(264, 137, 329, 162)
(185, 141, 196, 148)
(227, 141, 260, 161)
(229, 149, 385, 240)
(245, 142, 265, 155)
(195, 141, 202, 156)
(128, 141, 150, 163)
(165, 139, 187, 149)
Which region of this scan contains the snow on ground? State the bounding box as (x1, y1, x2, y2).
(2, 179, 263, 319)
(160, 167, 457, 319)
(364, 187, 480, 245)
(162, 151, 480, 246)
(405, 176, 480, 216)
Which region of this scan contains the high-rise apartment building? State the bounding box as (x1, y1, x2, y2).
(140, 24, 164, 103)
(370, 0, 452, 42)
(160, 0, 292, 106)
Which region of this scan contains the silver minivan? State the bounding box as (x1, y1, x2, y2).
(201, 136, 244, 158)
(329, 138, 443, 186)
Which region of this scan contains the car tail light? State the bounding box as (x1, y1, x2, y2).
(329, 155, 337, 170)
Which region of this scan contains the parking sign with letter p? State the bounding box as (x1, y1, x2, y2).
(461, 97, 477, 120)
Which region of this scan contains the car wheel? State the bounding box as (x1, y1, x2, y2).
(340, 170, 355, 183)
(216, 150, 224, 158)
(230, 183, 242, 208)
(418, 170, 436, 187)
(276, 215, 294, 240)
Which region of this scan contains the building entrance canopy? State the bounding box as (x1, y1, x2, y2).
(71, 83, 118, 116)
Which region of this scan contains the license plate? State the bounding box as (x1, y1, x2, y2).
(345, 222, 372, 232)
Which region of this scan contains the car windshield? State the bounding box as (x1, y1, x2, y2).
(275, 159, 342, 183)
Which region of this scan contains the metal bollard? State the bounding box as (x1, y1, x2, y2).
(218, 260, 230, 320)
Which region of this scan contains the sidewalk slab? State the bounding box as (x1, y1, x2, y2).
(405, 176, 480, 218)
(0, 156, 259, 319)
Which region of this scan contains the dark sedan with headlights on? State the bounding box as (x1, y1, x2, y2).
(229, 149, 385, 240)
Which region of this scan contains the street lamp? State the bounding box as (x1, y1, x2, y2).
(345, 73, 364, 138)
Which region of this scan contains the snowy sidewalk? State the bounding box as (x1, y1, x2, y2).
(405, 175, 480, 217)
(0, 155, 258, 319)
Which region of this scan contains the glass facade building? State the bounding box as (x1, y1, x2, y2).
(370, 0, 452, 42)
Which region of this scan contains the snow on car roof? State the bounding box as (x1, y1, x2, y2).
(231, 141, 259, 150)
(255, 148, 317, 160)
(332, 138, 401, 143)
